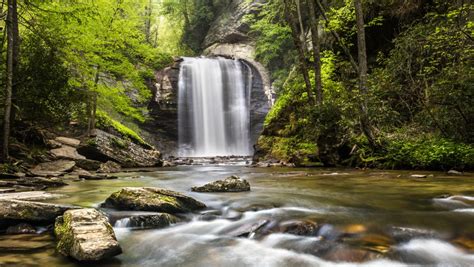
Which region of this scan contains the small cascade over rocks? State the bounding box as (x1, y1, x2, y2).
(178, 57, 252, 157)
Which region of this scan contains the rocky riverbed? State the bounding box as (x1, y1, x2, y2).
(0, 166, 473, 266)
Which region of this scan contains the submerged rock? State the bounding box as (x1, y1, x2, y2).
(191, 175, 250, 192)
(30, 160, 76, 177)
(55, 208, 122, 261)
(6, 223, 36, 234)
(104, 187, 206, 213)
(77, 129, 161, 168)
(79, 174, 118, 180)
(116, 213, 180, 229)
(452, 235, 474, 252)
(323, 245, 382, 263)
(0, 233, 53, 252)
(0, 199, 75, 223)
(279, 220, 319, 236)
(223, 219, 269, 238)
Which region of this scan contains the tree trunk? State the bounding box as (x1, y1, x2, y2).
(182, 0, 190, 31)
(308, 0, 323, 104)
(8, 0, 19, 131)
(284, 0, 314, 104)
(145, 0, 152, 43)
(295, 0, 306, 51)
(88, 68, 100, 136)
(354, 0, 376, 148)
(2, 0, 16, 163)
(315, 0, 358, 73)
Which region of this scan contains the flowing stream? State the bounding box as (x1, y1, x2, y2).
(178, 57, 251, 157)
(1, 166, 473, 266)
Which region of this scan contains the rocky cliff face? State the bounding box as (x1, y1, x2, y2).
(149, 0, 273, 156)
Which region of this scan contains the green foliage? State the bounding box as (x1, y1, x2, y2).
(371, 3, 474, 142)
(254, 0, 473, 170)
(16, 24, 88, 124)
(96, 110, 150, 148)
(0, 0, 180, 156)
(355, 134, 474, 170)
(257, 136, 317, 164)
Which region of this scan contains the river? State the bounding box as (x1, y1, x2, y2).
(1, 166, 473, 266)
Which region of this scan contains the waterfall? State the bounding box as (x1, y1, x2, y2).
(178, 57, 251, 157)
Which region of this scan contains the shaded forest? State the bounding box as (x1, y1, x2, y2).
(0, 0, 472, 170)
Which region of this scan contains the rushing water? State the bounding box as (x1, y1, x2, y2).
(1, 167, 474, 266)
(178, 57, 251, 157)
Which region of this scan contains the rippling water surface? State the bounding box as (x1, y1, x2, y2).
(1, 166, 473, 266)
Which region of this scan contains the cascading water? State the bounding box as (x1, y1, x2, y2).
(178, 57, 251, 157)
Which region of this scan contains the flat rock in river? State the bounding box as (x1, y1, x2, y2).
(0, 199, 76, 223)
(30, 160, 76, 177)
(0, 191, 64, 201)
(50, 145, 86, 160)
(191, 175, 251, 192)
(104, 187, 206, 213)
(55, 208, 122, 261)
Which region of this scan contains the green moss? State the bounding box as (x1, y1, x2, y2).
(96, 110, 151, 149)
(111, 137, 128, 149)
(157, 195, 178, 206)
(257, 136, 318, 163)
(54, 214, 74, 256)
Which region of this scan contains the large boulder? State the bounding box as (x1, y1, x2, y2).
(191, 176, 251, 192)
(30, 160, 76, 177)
(77, 129, 162, 168)
(0, 199, 75, 223)
(104, 187, 206, 213)
(55, 208, 122, 261)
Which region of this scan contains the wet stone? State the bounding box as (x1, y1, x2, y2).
(6, 223, 36, 234)
(192, 175, 251, 193)
(0, 233, 53, 252)
(54, 208, 122, 261)
(323, 245, 383, 263)
(222, 219, 269, 238)
(278, 220, 319, 236)
(104, 187, 206, 213)
(30, 160, 76, 177)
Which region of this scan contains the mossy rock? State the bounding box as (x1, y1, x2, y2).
(104, 187, 206, 214)
(191, 176, 251, 193)
(55, 208, 122, 261)
(0, 200, 76, 223)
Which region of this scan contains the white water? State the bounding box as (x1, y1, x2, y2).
(178, 57, 251, 157)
